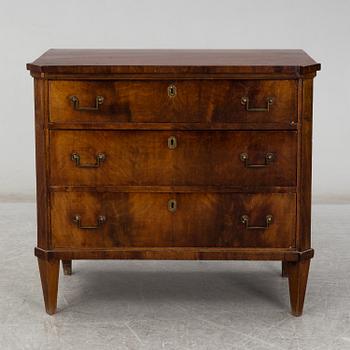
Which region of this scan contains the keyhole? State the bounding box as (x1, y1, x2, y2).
(168, 199, 177, 213)
(167, 84, 177, 97)
(168, 136, 177, 149)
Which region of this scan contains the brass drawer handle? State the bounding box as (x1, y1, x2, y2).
(240, 152, 274, 168)
(167, 84, 177, 97)
(168, 136, 177, 149)
(241, 96, 273, 112)
(240, 214, 273, 230)
(73, 215, 106, 230)
(71, 153, 106, 168)
(168, 199, 177, 213)
(70, 95, 104, 111)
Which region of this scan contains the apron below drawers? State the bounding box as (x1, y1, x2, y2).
(50, 192, 296, 249)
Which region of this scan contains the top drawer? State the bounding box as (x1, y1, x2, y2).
(49, 80, 297, 125)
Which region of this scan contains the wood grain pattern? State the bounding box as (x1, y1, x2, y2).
(34, 79, 50, 249)
(48, 121, 297, 131)
(35, 247, 313, 262)
(49, 80, 297, 124)
(287, 260, 310, 316)
(50, 192, 296, 249)
(49, 185, 295, 194)
(37, 258, 59, 315)
(28, 49, 319, 315)
(27, 49, 320, 75)
(298, 79, 313, 251)
(50, 130, 297, 187)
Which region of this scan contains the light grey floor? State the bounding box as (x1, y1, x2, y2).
(0, 203, 349, 350)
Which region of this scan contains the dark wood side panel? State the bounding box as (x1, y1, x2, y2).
(298, 79, 313, 251)
(49, 130, 297, 187)
(34, 78, 50, 249)
(50, 192, 296, 249)
(49, 80, 297, 124)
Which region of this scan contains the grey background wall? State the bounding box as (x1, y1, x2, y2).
(0, 0, 349, 202)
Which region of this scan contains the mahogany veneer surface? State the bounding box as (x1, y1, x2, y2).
(27, 49, 320, 316)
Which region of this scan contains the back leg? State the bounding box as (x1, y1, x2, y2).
(62, 260, 72, 275)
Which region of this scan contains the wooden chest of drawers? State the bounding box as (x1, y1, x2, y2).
(27, 49, 320, 315)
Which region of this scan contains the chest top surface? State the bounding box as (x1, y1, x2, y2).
(27, 49, 320, 75)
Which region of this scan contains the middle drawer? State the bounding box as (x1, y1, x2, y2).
(50, 131, 297, 187)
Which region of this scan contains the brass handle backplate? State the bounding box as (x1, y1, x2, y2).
(240, 215, 273, 230)
(167, 84, 177, 97)
(73, 215, 106, 230)
(240, 152, 274, 168)
(241, 97, 273, 112)
(168, 136, 177, 149)
(70, 95, 104, 111)
(168, 199, 177, 213)
(71, 153, 106, 168)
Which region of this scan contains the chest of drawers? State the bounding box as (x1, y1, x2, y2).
(27, 49, 320, 315)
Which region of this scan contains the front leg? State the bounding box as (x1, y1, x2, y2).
(38, 258, 60, 315)
(287, 260, 311, 316)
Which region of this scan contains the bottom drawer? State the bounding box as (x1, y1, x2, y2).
(50, 192, 296, 249)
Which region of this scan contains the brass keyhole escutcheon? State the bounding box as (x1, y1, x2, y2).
(168, 136, 177, 149)
(168, 199, 177, 213)
(167, 84, 177, 97)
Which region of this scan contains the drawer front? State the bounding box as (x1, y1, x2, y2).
(50, 131, 297, 187)
(51, 192, 296, 249)
(49, 80, 296, 124)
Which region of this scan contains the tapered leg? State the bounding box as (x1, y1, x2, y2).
(38, 258, 60, 315)
(287, 260, 310, 316)
(281, 261, 289, 277)
(62, 260, 72, 275)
